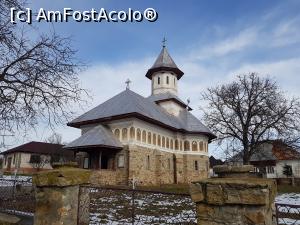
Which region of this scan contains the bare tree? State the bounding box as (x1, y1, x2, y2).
(201, 73, 300, 164)
(0, 0, 88, 134)
(44, 133, 63, 144)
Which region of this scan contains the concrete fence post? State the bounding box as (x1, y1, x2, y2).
(32, 163, 91, 225)
(190, 165, 277, 225)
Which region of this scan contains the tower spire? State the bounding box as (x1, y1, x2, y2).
(162, 37, 167, 48)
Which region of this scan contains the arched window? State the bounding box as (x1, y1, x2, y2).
(142, 130, 146, 143)
(153, 134, 156, 145)
(157, 135, 161, 146)
(170, 139, 174, 149)
(137, 129, 141, 141)
(184, 141, 190, 151)
(174, 77, 176, 85)
(175, 140, 179, 150)
(166, 138, 169, 148)
(158, 77, 160, 85)
(180, 141, 183, 150)
(166, 76, 169, 84)
(206, 142, 208, 152)
(147, 132, 152, 144)
(162, 136, 165, 148)
(130, 127, 135, 139)
(199, 141, 204, 151)
(122, 128, 128, 141)
(114, 129, 120, 139)
(192, 141, 198, 151)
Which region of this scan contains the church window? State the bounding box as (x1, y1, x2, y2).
(142, 130, 146, 143)
(175, 140, 179, 150)
(137, 129, 141, 141)
(184, 141, 190, 151)
(199, 141, 204, 151)
(194, 161, 199, 171)
(158, 135, 161, 146)
(192, 141, 198, 151)
(166, 76, 169, 84)
(166, 138, 169, 148)
(122, 128, 128, 141)
(146, 155, 150, 170)
(117, 155, 125, 168)
(174, 77, 176, 85)
(162, 136, 165, 148)
(153, 134, 156, 145)
(170, 139, 174, 149)
(130, 127, 135, 139)
(147, 132, 152, 144)
(158, 77, 160, 85)
(114, 129, 120, 139)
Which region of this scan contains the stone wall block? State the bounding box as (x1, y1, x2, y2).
(33, 166, 91, 225)
(190, 165, 277, 225)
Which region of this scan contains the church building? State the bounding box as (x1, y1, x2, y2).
(65, 44, 216, 186)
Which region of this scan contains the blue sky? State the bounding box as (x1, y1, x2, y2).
(3, 0, 300, 158)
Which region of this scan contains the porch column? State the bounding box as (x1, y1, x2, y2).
(33, 162, 91, 225)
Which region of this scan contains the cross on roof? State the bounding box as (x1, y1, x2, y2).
(125, 79, 131, 90)
(162, 37, 167, 48)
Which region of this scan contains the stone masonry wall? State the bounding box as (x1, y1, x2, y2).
(128, 145, 209, 185)
(190, 166, 277, 225)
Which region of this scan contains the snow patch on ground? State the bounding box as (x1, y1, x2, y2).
(276, 193, 300, 205)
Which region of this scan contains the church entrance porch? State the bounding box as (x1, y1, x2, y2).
(76, 148, 120, 170)
(73, 147, 129, 186)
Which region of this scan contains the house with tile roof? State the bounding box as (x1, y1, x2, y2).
(229, 140, 300, 178)
(1, 141, 74, 174)
(65, 44, 216, 186)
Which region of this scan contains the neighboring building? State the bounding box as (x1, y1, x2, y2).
(231, 140, 300, 178)
(1, 141, 74, 174)
(65, 45, 216, 186)
(209, 156, 224, 177)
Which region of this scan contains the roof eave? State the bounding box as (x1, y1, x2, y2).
(64, 144, 122, 150)
(145, 67, 184, 80)
(67, 112, 217, 141)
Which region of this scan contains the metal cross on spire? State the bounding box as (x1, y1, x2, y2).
(125, 78, 131, 90)
(162, 37, 167, 48)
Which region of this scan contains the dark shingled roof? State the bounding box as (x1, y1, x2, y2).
(147, 92, 192, 110)
(145, 47, 184, 80)
(1, 141, 73, 157)
(65, 125, 122, 149)
(68, 89, 216, 141)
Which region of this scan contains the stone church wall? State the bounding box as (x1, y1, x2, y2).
(128, 144, 209, 186)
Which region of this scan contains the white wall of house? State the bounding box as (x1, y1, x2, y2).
(2, 152, 53, 172)
(276, 160, 300, 178)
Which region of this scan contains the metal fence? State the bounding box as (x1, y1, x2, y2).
(275, 203, 300, 225)
(0, 178, 35, 216)
(79, 185, 197, 225)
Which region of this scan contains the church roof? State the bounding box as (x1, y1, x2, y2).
(145, 47, 184, 80)
(68, 89, 216, 141)
(147, 92, 192, 110)
(65, 125, 122, 149)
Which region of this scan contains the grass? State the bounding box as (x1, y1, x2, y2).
(140, 184, 300, 194)
(277, 184, 300, 193)
(137, 184, 190, 194)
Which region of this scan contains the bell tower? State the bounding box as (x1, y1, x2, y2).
(145, 39, 184, 96)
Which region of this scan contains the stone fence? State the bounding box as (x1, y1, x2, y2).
(190, 165, 277, 225)
(24, 164, 277, 225)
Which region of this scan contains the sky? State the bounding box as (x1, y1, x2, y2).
(2, 0, 300, 159)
